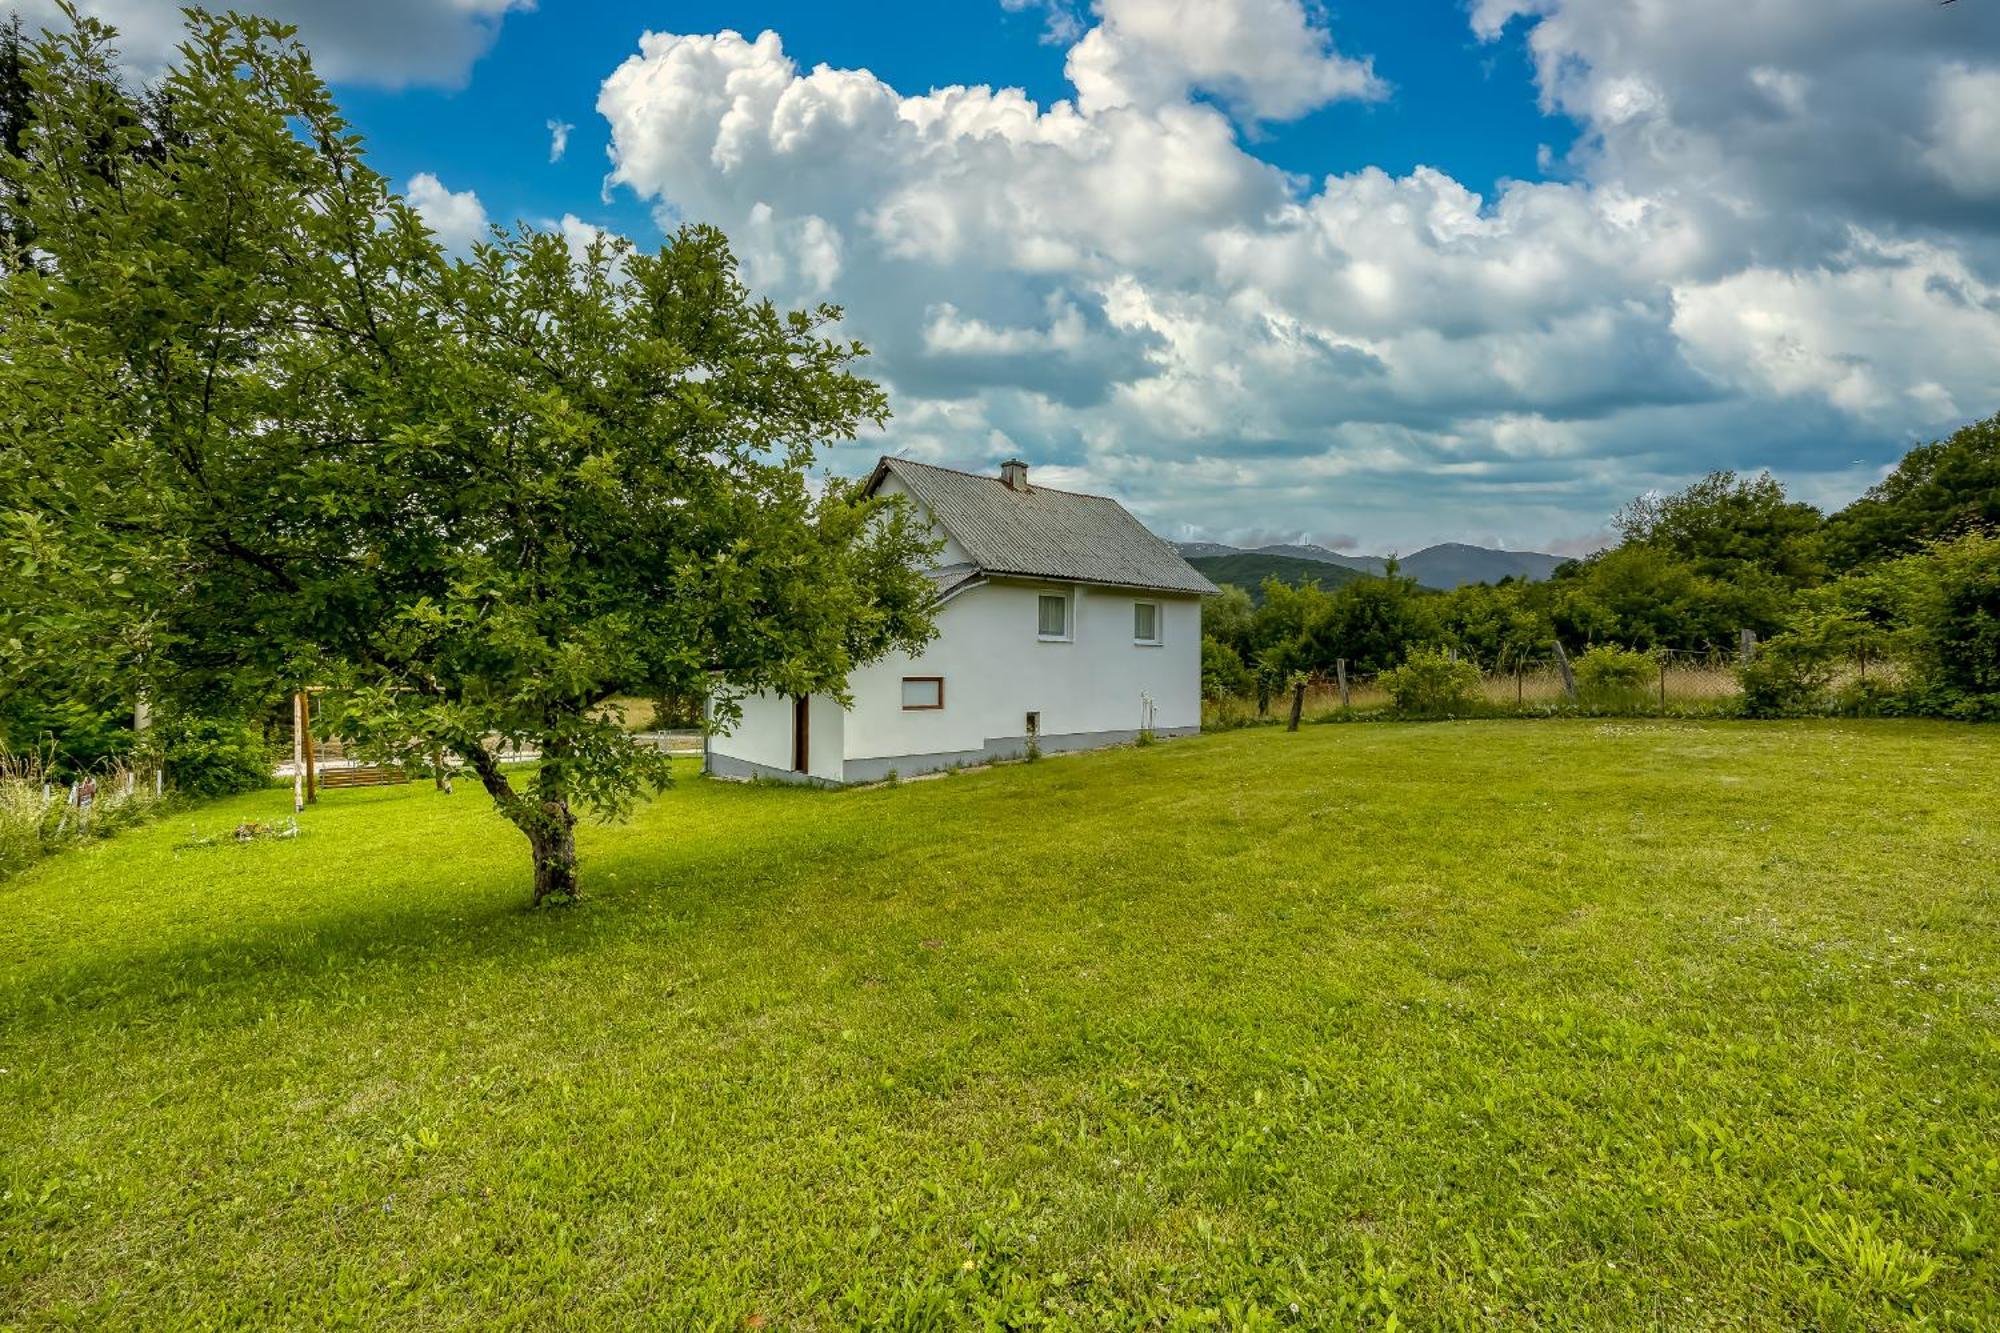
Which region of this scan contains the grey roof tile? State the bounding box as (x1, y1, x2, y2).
(869, 457, 1218, 596)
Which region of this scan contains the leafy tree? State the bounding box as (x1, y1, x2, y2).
(1435, 577, 1553, 669)
(1305, 563, 1436, 672)
(1, 10, 937, 904)
(1199, 634, 1253, 700)
(1615, 470, 1826, 588)
(1199, 583, 1256, 657)
(1822, 413, 2000, 569)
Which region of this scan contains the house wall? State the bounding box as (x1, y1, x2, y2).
(705, 579, 1202, 785)
(838, 579, 1201, 781)
(706, 689, 845, 785)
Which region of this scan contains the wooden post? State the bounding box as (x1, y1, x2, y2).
(301, 689, 318, 805)
(1553, 640, 1578, 701)
(291, 690, 306, 813)
(1658, 656, 1668, 712)
(1336, 658, 1350, 708)
(1286, 679, 1305, 732)
(1516, 663, 1524, 705)
(1739, 627, 1757, 664)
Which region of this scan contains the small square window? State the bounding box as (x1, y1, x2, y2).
(901, 677, 943, 710)
(1133, 601, 1160, 644)
(1037, 594, 1068, 639)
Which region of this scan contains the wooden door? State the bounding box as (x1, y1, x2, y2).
(792, 694, 809, 773)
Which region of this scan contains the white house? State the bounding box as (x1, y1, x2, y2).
(706, 456, 1218, 785)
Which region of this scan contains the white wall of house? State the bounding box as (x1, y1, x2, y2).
(705, 578, 1201, 783)
(707, 687, 845, 783)
(842, 578, 1201, 765)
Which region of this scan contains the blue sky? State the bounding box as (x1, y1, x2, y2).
(24, 0, 2000, 554)
(340, 2, 1572, 258)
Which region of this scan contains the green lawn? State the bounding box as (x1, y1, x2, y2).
(3, 721, 1997, 1329)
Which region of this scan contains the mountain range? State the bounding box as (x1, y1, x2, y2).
(1176, 541, 1569, 592)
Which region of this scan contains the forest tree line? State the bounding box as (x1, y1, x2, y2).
(1200, 414, 2000, 719)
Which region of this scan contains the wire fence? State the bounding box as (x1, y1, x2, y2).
(1203, 647, 1898, 729)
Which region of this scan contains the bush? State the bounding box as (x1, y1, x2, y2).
(152, 714, 273, 798)
(1380, 647, 1481, 717)
(1735, 609, 1860, 717)
(1200, 635, 1254, 701)
(1911, 532, 2000, 718)
(1573, 644, 1656, 708)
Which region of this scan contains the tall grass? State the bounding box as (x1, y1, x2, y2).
(0, 752, 165, 879)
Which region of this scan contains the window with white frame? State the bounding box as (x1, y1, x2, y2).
(900, 676, 944, 710)
(1133, 600, 1161, 645)
(1037, 593, 1069, 639)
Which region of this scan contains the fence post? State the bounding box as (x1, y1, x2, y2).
(1658, 655, 1668, 712)
(1739, 628, 1757, 664)
(1516, 663, 1524, 705)
(1287, 678, 1306, 732)
(291, 690, 306, 814)
(1336, 658, 1350, 708)
(1553, 640, 1578, 701)
(301, 689, 318, 805)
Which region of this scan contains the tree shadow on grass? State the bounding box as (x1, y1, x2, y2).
(0, 772, 913, 1038)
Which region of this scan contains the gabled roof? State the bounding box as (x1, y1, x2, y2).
(865, 456, 1219, 596)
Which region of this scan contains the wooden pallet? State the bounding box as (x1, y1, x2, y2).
(316, 764, 409, 790)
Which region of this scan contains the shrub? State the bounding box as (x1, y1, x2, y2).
(1909, 532, 2000, 718)
(1573, 644, 1656, 708)
(1200, 635, 1253, 701)
(1736, 609, 1860, 717)
(151, 714, 274, 798)
(1380, 647, 1481, 717)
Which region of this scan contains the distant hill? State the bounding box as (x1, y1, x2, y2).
(1257, 544, 1387, 576)
(1186, 552, 1369, 601)
(1177, 540, 1566, 591)
(1399, 543, 1567, 589)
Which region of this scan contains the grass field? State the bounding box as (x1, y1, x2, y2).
(3, 721, 1997, 1328)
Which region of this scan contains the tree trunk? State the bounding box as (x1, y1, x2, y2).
(527, 800, 578, 906)
(465, 742, 579, 907)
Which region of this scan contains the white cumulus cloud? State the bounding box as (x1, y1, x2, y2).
(584, 0, 2000, 547)
(406, 172, 490, 254)
(6, 0, 534, 87)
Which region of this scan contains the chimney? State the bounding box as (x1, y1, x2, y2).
(999, 458, 1029, 491)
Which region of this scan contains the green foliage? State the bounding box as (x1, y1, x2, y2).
(4, 724, 1996, 1324)
(1614, 468, 1827, 588)
(1378, 646, 1480, 716)
(1822, 412, 2000, 569)
(0, 10, 937, 903)
(1877, 532, 2000, 719)
(1735, 609, 1864, 718)
(151, 712, 272, 797)
(1199, 633, 1252, 700)
(1573, 644, 1656, 707)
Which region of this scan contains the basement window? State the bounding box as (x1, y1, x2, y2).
(1133, 601, 1161, 645)
(900, 676, 944, 710)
